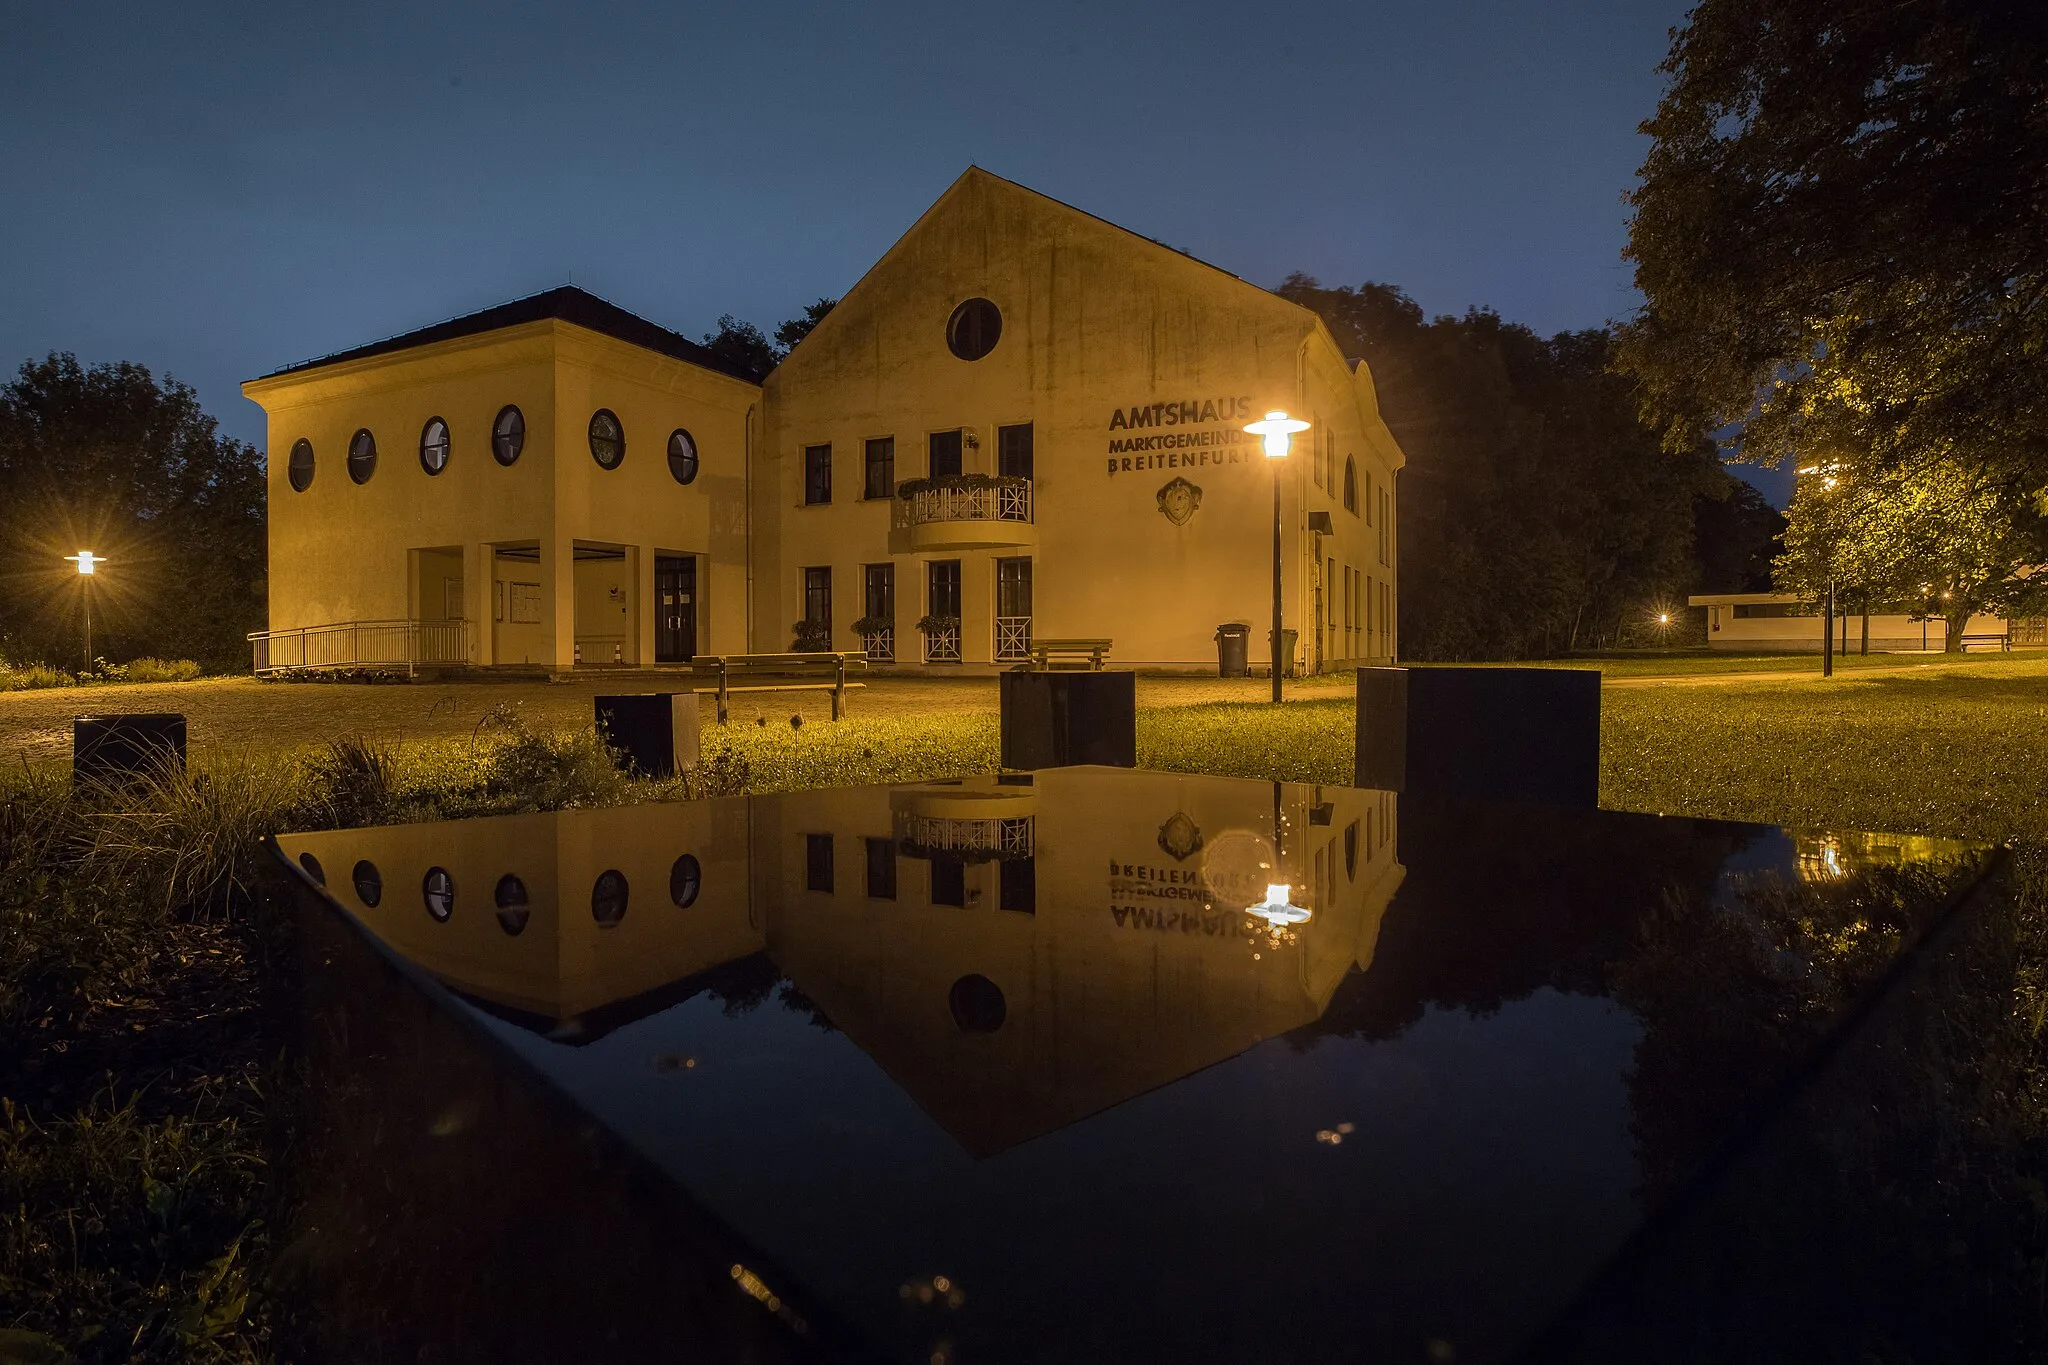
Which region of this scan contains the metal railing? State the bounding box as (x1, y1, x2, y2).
(861, 627, 895, 663)
(995, 615, 1032, 662)
(893, 480, 1033, 529)
(249, 619, 470, 675)
(898, 813, 1036, 860)
(923, 624, 961, 663)
(574, 634, 630, 665)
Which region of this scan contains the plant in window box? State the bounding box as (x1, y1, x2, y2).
(914, 614, 961, 636)
(850, 615, 893, 638)
(790, 619, 832, 651)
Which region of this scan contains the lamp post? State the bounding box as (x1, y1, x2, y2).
(64, 550, 101, 672)
(1797, 464, 1842, 677)
(1243, 410, 1309, 704)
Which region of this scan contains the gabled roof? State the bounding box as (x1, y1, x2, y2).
(261, 285, 761, 386)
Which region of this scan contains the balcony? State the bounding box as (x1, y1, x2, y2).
(892, 475, 1036, 551)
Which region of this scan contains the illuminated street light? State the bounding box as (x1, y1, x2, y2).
(64, 550, 102, 670)
(1246, 883, 1312, 929)
(1243, 410, 1310, 704)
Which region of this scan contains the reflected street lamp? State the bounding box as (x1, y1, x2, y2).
(1243, 410, 1309, 704)
(64, 551, 101, 671)
(1246, 883, 1312, 929)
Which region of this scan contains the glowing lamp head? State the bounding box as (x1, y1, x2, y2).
(66, 550, 100, 575)
(1246, 883, 1312, 928)
(1243, 409, 1310, 459)
(1658, 612, 1670, 625)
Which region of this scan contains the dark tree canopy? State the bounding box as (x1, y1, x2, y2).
(0, 354, 265, 670)
(773, 297, 838, 354)
(700, 315, 777, 383)
(1621, 0, 2048, 483)
(1693, 479, 1786, 594)
(1280, 276, 1724, 659)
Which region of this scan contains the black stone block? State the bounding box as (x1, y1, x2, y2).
(595, 694, 700, 778)
(1355, 666, 1599, 807)
(1000, 672, 1136, 769)
(73, 713, 187, 787)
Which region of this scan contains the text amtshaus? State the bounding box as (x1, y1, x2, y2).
(1105, 395, 1257, 476)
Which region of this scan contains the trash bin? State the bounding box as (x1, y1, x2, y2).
(1214, 623, 1251, 677)
(1264, 627, 1300, 678)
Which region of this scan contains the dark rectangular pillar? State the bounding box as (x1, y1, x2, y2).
(73, 713, 186, 787)
(1356, 666, 1600, 807)
(595, 694, 701, 778)
(1000, 671, 1136, 769)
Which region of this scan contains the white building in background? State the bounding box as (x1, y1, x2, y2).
(1689, 592, 2038, 652)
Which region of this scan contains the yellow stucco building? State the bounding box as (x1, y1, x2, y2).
(244, 169, 1404, 674)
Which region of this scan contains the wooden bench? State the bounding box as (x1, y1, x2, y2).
(690, 652, 867, 722)
(1959, 632, 2012, 653)
(1025, 638, 1113, 672)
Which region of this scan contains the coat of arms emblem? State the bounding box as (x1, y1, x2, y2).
(1156, 476, 1203, 526)
(1157, 811, 1204, 861)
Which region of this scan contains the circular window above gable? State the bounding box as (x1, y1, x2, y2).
(419, 416, 450, 475)
(492, 405, 525, 466)
(347, 428, 377, 484)
(667, 429, 699, 485)
(946, 298, 1002, 361)
(287, 438, 315, 492)
(589, 409, 625, 470)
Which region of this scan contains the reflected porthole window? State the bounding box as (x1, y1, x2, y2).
(666, 428, 699, 485)
(588, 409, 625, 470)
(591, 869, 629, 926)
(287, 439, 315, 492)
(494, 873, 530, 936)
(949, 974, 1006, 1033)
(946, 297, 1002, 361)
(298, 852, 325, 885)
(669, 854, 702, 909)
(419, 416, 450, 475)
(423, 866, 456, 922)
(351, 859, 383, 907)
(492, 405, 525, 466)
(347, 428, 378, 484)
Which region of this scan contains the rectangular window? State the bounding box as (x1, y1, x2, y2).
(995, 557, 1033, 618)
(999, 857, 1036, 913)
(1381, 580, 1391, 642)
(1380, 488, 1391, 563)
(997, 423, 1034, 479)
(863, 563, 895, 621)
(930, 859, 966, 907)
(805, 833, 833, 893)
(863, 437, 895, 500)
(929, 429, 963, 480)
(1312, 426, 1324, 489)
(803, 566, 832, 630)
(803, 444, 832, 505)
(865, 837, 896, 900)
(928, 559, 962, 619)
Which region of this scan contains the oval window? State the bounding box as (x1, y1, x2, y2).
(419, 416, 450, 475)
(588, 409, 625, 470)
(946, 297, 1002, 361)
(347, 428, 377, 484)
(351, 859, 383, 907)
(669, 854, 702, 908)
(492, 405, 525, 466)
(494, 872, 530, 936)
(287, 438, 315, 492)
(949, 974, 1006, 1033)
(423, 866, 456, 922)
(298, 852, 325, 885)
(667, 429, 699, 485)
(592, 869, 629, 926)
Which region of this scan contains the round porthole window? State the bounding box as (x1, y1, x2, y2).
(949, 974, 1006, 1033)
(669, 854, 702, 909)
(666, 429, 699, 485)
(351, 859, 383, 907)
(298, 852, 325, 885)
(494, 873, 530, 936)
(423, 866, 456, 922)
(287, 438, 315, 492)
(347, 428, 378, 484)
(946, 297, 1002, 361)
(588, 409, 625, 470)
(592, 869, 629, 926)
(492, 405, 525, 466)
(419, 416, 450, 475)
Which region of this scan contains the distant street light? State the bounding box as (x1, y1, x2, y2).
(1796, 463, 1844, 677)
(1243, 410, 1310, 704)
(64, 550, 102, 671)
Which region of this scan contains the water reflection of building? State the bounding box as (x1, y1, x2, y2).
(1793, 830, 1979, 882)
(285, 769, 1402, 1154)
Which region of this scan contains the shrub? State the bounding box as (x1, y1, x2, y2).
(0, 663, 74, 691)
(123, 657, 203, 684)
(790, 619, 831, 651)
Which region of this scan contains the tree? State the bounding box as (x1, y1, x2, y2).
(1621, 1, 2048, 487)
(773, 297, 837, 354)
(1279, 276, 1722, 658)
(0, 354, 266, 671)
(1693, 479, 1786, 594)
(1774, 454, 2048, 650)
(700, 315, 777, 382)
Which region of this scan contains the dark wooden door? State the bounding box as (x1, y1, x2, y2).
(654, 556, 696, 662)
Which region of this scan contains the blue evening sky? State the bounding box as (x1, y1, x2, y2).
(0, 1, 1784, 502)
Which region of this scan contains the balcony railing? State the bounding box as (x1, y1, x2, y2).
(892, 479, 1034, 531)
(995, 615, 1032, 662)
(861, 627, 895, 663)
(250, 619, 470, 676)
(923, 623, 961, 663)
(897, 813, 1036, 861)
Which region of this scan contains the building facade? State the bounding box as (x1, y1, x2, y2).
(244, 170, 1404, 674)
(1689, 592, 2030, 652)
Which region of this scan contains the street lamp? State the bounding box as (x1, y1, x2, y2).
(1246, 883, 1312, 929)
(64, 550, 101, 671)
(1796, 463, 1842, 677)
(1243, 410, 1309, 703)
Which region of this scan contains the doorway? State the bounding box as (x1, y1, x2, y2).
(655, 555, 697, 662)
